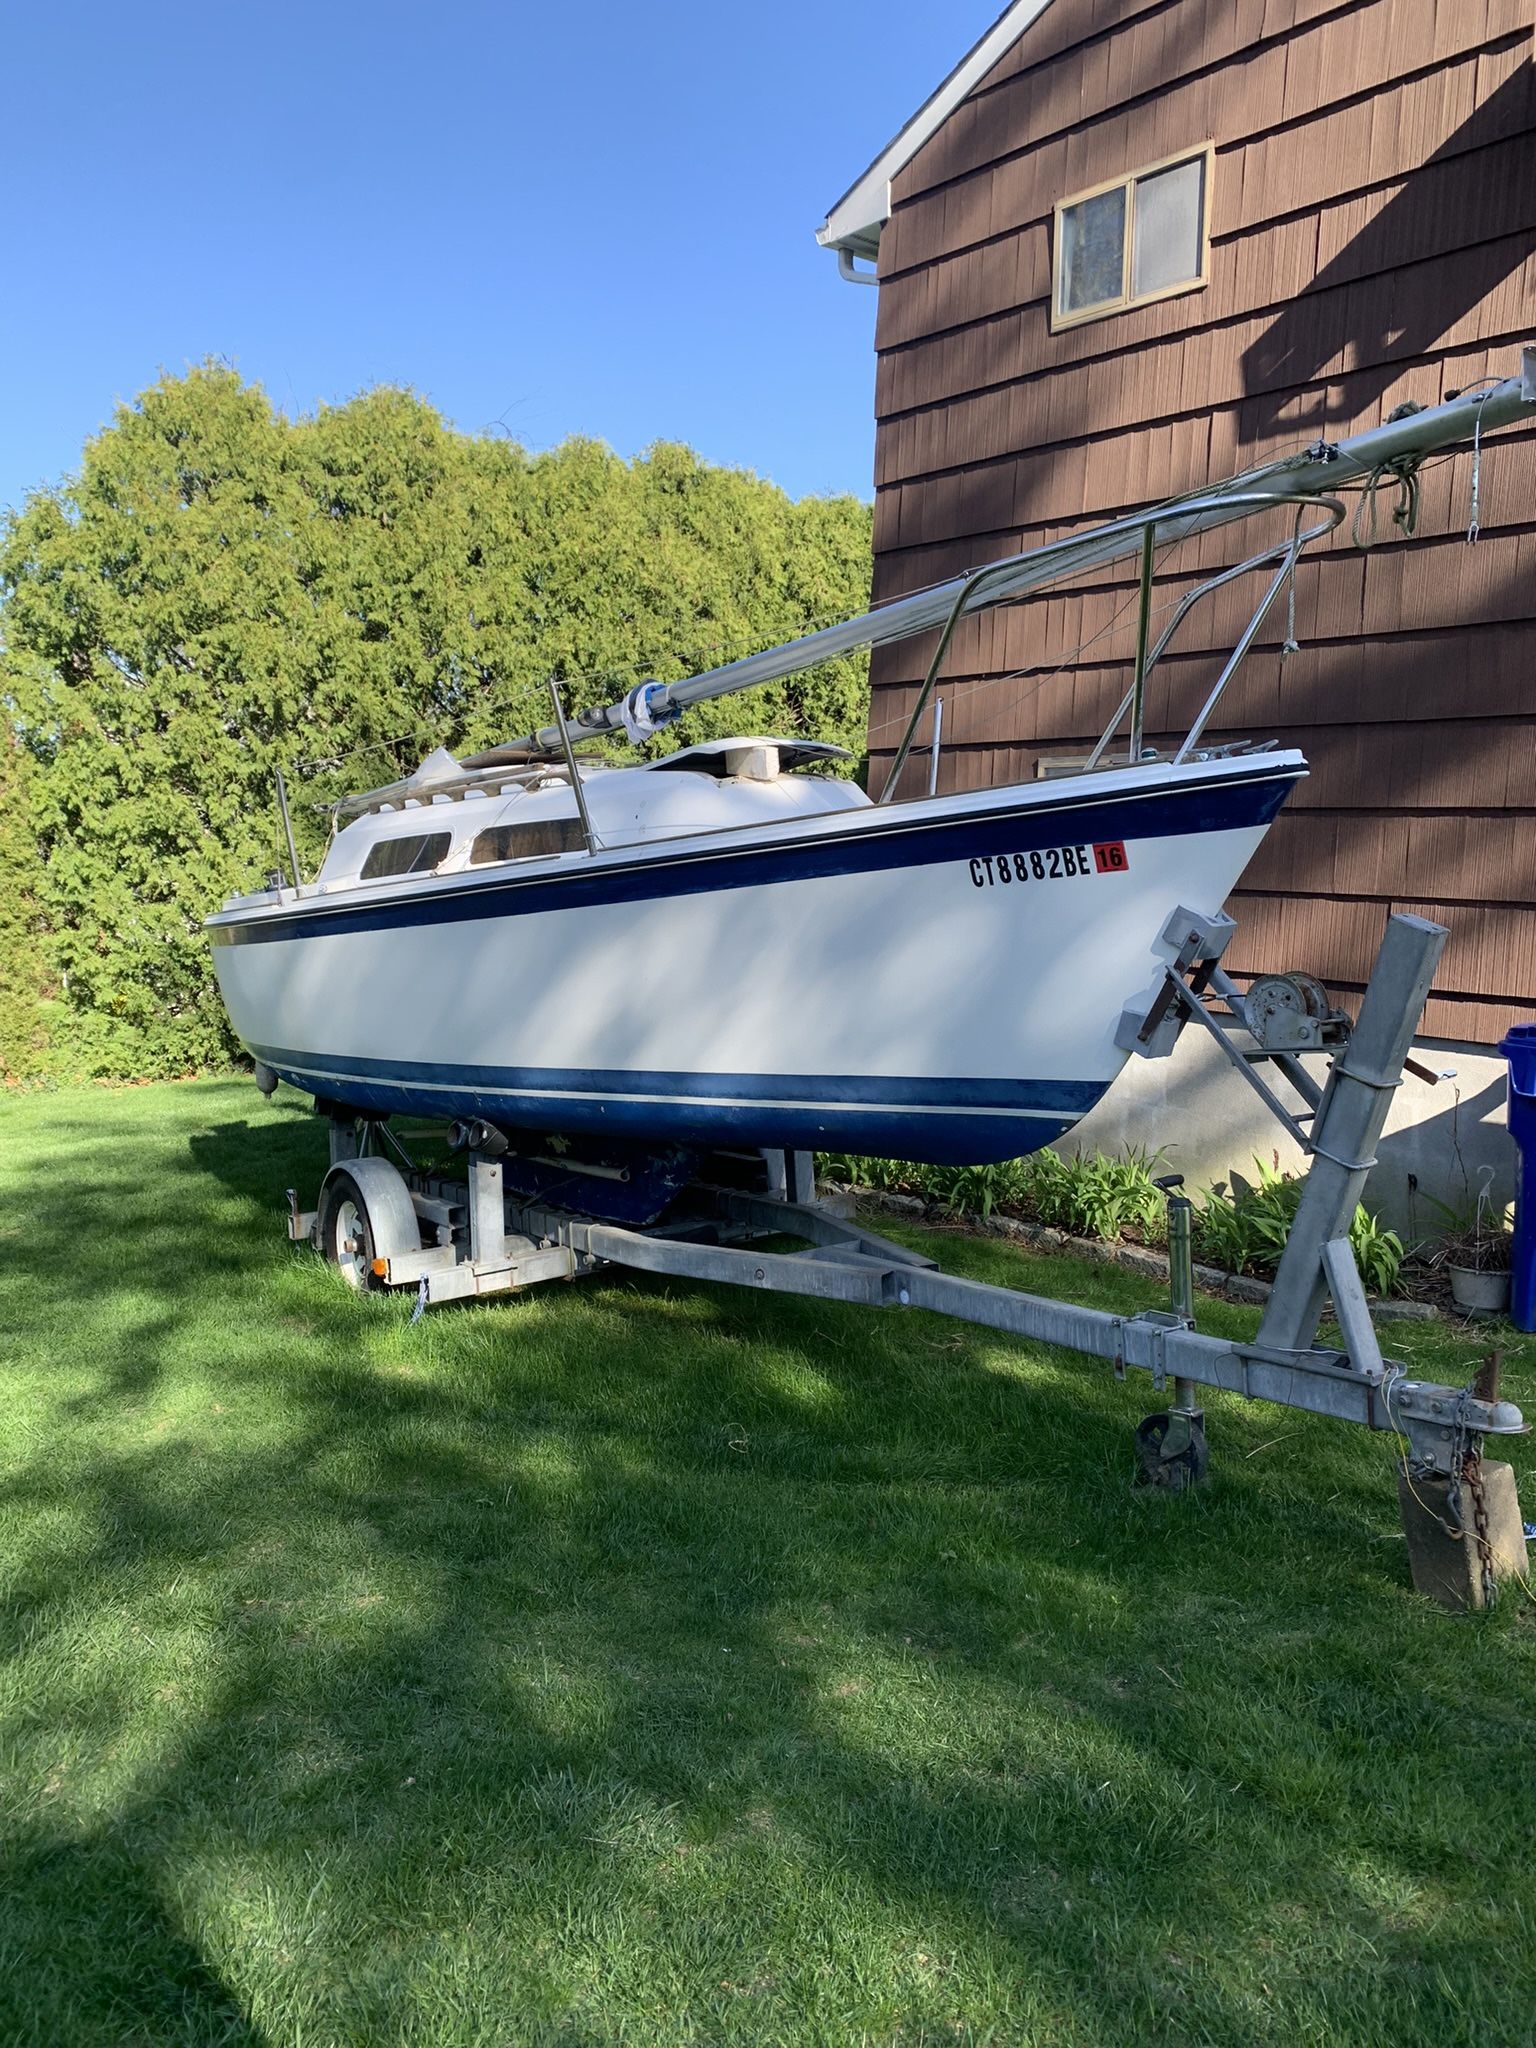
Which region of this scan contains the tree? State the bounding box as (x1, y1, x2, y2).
(0, 365, 872, 1078)
(0, 727, 48, 1079)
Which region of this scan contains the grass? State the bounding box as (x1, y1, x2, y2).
(2, 1078, 1535, 2048)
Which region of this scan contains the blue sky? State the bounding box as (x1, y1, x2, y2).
(3, 0, 980, 516)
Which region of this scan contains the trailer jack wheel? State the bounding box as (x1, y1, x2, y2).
(1134, 1410, 1209, 1490)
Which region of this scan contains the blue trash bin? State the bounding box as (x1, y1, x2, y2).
(1501, 1023, 1536, 1332)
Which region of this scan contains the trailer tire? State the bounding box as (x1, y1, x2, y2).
(317, 1157, 420, 1290)
(1133, 1410, 1210, 1490)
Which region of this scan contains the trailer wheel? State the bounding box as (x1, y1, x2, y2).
(316, 1157, 422, 1291)
(319, 1170, 381, 1289)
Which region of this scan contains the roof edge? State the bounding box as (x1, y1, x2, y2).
(815, 0, 1057, 259)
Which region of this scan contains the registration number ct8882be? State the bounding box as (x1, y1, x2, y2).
(968, 840, 1129, 888)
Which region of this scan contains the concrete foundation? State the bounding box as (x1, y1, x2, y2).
(1066, 1031, 1513, 1235)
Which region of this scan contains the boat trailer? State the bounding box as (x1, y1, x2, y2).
(288, 912, 1528, 1607)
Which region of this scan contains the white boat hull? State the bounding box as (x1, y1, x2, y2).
(208, 755, 1303, 1161)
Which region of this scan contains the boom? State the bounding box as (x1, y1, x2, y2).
(474, 352, 1536, 765)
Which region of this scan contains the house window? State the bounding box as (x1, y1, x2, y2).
(1052, 145, 1212, 329)
(360, 831, 452, 880)
(469, 817, 586, 864)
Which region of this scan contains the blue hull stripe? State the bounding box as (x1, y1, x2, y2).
(255, 1048, 1110, 1165)
(211, 766, 1298, 947)
(250, 1045, 1107, 1117)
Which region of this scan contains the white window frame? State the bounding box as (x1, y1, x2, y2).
(1050, 142, 1214, 332)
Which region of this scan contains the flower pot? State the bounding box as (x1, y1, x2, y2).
(1448, 1264, 1510, 1315)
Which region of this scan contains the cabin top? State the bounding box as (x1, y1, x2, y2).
(331, 736, 854, 821)
(241, 740, 870, 907)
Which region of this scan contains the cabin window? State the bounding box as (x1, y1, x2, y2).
(359, 831, 452, 880)
(1052, 146, 1211, 329)
(469, 817, 587, 865)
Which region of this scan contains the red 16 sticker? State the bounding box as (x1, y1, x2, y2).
(1093, 841, 1129, 873)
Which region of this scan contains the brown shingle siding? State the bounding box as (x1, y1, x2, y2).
(886, 0, 1513, 261)
(875, 348, 1536, 549)
(864, 1, 1536, 1043)
(877, 234, 1536, 467)
(871, 419, 1535, 601)
(868, 615, 1536, 753)
(1243, 812, 1536, 903)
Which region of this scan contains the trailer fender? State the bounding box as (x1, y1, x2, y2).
(316, 1156, 422, 1287)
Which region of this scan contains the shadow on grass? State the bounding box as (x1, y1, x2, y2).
(2, 1084, 1534, 2043)
(4, 1836, 271, 2048)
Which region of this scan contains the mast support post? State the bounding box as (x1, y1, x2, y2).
(1128, 524, 1156, 762)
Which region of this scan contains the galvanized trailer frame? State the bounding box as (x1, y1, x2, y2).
(291, 911, 1526, 1490)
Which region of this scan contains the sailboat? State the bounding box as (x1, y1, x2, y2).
(207, 365, 1534, 1170)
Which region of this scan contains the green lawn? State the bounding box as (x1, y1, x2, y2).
(2, 1078, 1534, 2048)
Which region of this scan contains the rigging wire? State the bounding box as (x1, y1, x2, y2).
(862, 513, 1252, 742)
(864, 552, 1190, 742)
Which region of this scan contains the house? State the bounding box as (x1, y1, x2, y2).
(817, 0, 1536, 1214)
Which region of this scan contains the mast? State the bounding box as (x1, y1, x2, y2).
(471, 354, 1536, 765)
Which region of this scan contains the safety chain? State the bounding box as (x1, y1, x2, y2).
(1448, 1358, 1502, 1609)
(1468, 1448, 1498, 1613)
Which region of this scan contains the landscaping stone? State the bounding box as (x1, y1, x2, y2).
(859, 1191, 925, 1218)
(1008, 1219, 1073, 1250)
(1066, 1233, 1114, 1264)
(978, 1214, 1024, 1238)
(1223, 1273, 1273, 1304)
